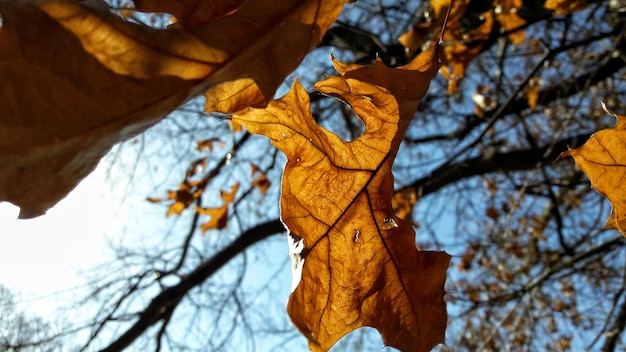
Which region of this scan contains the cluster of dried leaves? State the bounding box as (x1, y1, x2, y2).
(1, 0, 624, 351)
(399, 0, 592, 94)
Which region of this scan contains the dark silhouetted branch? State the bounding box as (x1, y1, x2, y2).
(99, 219, 285, 352)
(401, 133, 592, 198)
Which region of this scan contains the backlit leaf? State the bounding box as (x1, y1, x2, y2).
(197, 138, 222, 152)
(559, 106, 626, 236)
(494, 0, 526, 44)
(196, 183, 239, 232)
(232, 46, 450, 352)
(399, 0, 531, 93)
(0, 0, 346, 217)
(544, 0, 588, 14)
(399, 0, 492, 94)
(252, 172, 271, 196)
(392, 188, 417, 222)
(526, 77, 540, 109)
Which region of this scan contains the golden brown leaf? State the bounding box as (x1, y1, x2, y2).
(398, 0, 453, 54)
(559, 107, 626, 236)
(494, 0, 527, 44)
(441, 11, 493, 94)
(166, 185, 201, 217)
(0, 0, 346, 218)
(526, 77, 541, 109)
(196, 183, 239, 232)
(398, 0, 493, 94)
(232, 46, 449, 352)
(155, 158, 210, 216)
(250, 162, 271, 195)
(197, 138, 222, 152)
(392, 188, 417, 222)
(252, 172, 271, 196)
(544, 0, 588, 14)
(399, 0, 528, 93)
(250, 162, 261, 176)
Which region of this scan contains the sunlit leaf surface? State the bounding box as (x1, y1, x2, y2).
(233, 46, 450, 352)
(0, 0, 346, 217)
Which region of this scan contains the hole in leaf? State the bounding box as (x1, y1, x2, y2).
(317, 99, 365, 142)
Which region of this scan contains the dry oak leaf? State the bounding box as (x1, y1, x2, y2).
(398, 0, 453, 54)
(0, 0, 346, 218)
(560, 108, 626, 237)
(196, 183, 239, 232)
(252, 172, 271, 196)
(494, 0, 527, 44)
(197, 138, 223, 152)
(544, 0, 588, 14)
(440, 11, 494, 94)
(398, 0, 493, 94)
(526, 76, 541, 109)
(392, 188, 418, 223)
(232, 46, 450, 352)
(151, 157, 208, 216)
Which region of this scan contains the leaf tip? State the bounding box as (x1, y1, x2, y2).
(555, 149, 572, 162)
(601, 101, 626, 129)
(17, 207, 45, 219)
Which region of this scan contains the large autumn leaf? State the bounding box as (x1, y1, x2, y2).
(559, 106, 626, 236)
(233, 47, 450, 352)
(0, 0, 345, 218)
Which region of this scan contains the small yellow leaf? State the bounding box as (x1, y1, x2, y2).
(392, 188, 417, 221)
(166, 188, 196, 216)
(526, 77, 540, 109)
(560, 106, 626, 236)
(544, 0, 588, 14)
(397, 0, 493, 94)
(197, 138, 221, 152)
(250, 162, 261, 176)
(196, 183, 239, 232)
(252, 172, 271, 196)
(494, 0, 527, 44)
(167, 201, 187, 217)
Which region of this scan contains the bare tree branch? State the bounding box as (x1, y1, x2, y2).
(601, 282, 626, 352)
(99, 219, 285, 352)
(401, 133, 591, 198)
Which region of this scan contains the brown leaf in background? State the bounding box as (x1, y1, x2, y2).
(250, 163, 271, 195)
(252, 173, 271, 196)
(196, 183, 239, 232)
(559, 106, 626, 236)
(544, 0, 588, 14)
(399, 0, 530, 93)
(197, 138, 223, 152)
(399, 0, 492, 93)
(526, 77, 541, 109)
(0, 0, 346, 218)
(233, 46, 449, 352)
(148, 157, 208, 216)
(494, 0, 527, 44)
(392, 188, 417, 222)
